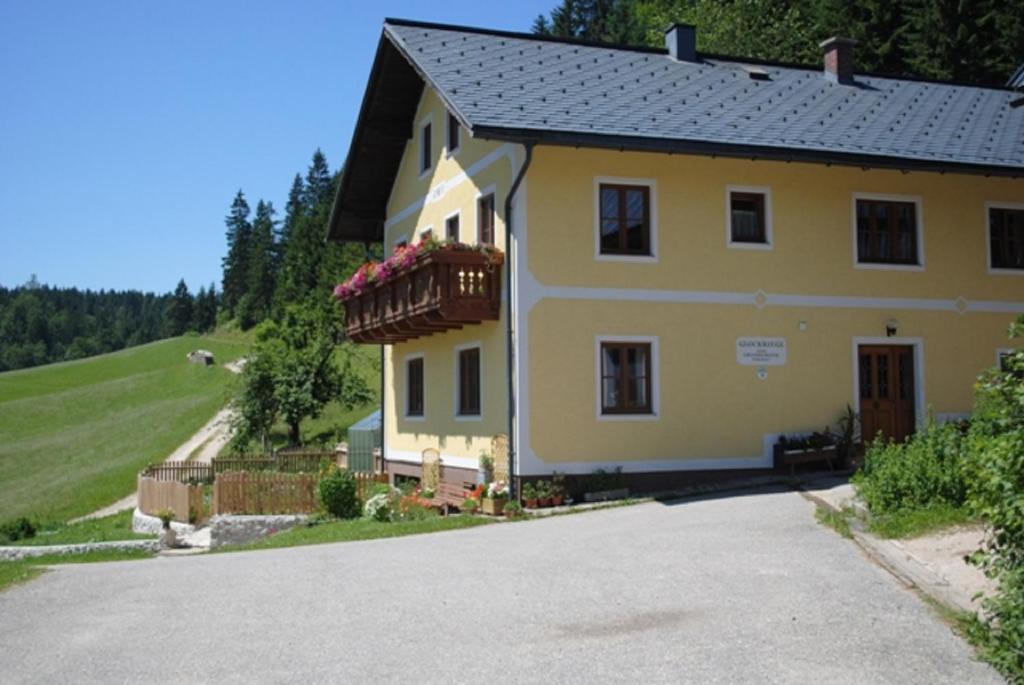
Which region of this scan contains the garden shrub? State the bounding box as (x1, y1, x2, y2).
(317, 465, 360, 519)
(0, 517, 36, 542)
(364, 492, 395, 522)
(852, 419, 968, 515)
(963, 323, 1024, 680)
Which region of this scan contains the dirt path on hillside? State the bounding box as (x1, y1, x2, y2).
(69, 361, 243, 523)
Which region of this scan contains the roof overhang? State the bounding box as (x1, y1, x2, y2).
(326, 30, 426, 243)
(472, 125, 1023, 179)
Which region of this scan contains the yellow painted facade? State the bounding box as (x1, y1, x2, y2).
(381, 88, 514, 468)
(375, 86, 1024, 477)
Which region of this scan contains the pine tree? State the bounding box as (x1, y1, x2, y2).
(302, 149, 332, 211)
(272, 174, 305, 316)
(191, 283, 218, 332)
(534, 0, 643, 44)
(242, 199, 277, 329)
(164, 279, 194, 337)
(221, 190, 252, 316)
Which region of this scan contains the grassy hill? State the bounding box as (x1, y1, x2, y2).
(0, 334, 249, 522)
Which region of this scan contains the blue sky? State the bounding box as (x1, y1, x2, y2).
(0, 1, 552, 293)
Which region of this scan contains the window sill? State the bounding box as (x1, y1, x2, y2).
(403, 415, 426, 422)
(727, 240, 773, 251)
(597, 412, 659, 422)
(854, 261, 924, 272)
(988, 266, 1024, 276)
(595, 253, 657, 263)
(455, 414, 483, 422)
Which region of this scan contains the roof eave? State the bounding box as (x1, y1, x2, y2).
(473, 126, 1024, 179)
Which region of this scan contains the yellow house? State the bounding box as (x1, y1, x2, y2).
(327, 19, 1024, 493)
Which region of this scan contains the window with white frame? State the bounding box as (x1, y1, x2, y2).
(988, 205, 1024, 271)
(419, 121, 432, 174)
(406, 356, 424, 418)
(727, 186, 772, 247)
(446, 112, 460, 155)
(456, 345, 481, 417)
(854, 195, 922, 266)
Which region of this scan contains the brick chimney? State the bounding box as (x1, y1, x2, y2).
(820, 37, 857, 85)
(665, 24, 697, 63)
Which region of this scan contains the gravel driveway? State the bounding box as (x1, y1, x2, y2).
(0, 487, 999, 684)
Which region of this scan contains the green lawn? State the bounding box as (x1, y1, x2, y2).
(0, 548, 154, 593)
(867, 503, 975, 539)
(11, 510, 155, 546)
(216, 514, 495, 552)
(0, 334, 248, 523)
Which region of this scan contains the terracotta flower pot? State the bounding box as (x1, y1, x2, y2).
(551, 495, 564, 507)
(525, 498, 538, 509)
(539, 497, 552, 508)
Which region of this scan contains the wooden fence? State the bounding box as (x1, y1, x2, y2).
(212, 452, 334, 475)
(137, 474, 207, 523)
(141, 462, 214, 483)
(212, 472, 319, 515)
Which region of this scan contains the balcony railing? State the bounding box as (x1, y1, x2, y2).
(339, 248, 503, 344)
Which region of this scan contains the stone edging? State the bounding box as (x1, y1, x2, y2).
(801, 488, 978, 614)
(0, 539, 161, 562)
(132, 508, 196, 536)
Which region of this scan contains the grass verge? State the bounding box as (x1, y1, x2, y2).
(11, 510, 155, 546)
(0, 548, 154, 593)
(868, 503, 974, 539)
(215, 514, 495, 553)
(815, 505, 854, 538)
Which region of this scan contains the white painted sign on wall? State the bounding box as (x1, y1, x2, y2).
(737, 337, 787, 366)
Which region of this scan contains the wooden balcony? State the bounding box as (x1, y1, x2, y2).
(340, 248, 503, 344)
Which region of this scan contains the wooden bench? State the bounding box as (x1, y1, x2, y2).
(427, 482, 473, 515)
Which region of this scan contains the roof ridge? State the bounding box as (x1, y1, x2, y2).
(385, 17, 1017, 92)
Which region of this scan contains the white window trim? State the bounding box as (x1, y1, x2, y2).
(593, 176, 658, 262)
(418, 225, 434, 242)
(392, 233, 410, 249)
(454, 340, 483, 421)
(851, 192, 925, 272)
(594, 335, 660, 422)
(445, 111, 461, 158)
(850, 336, 926, 433)
(475, 184, 497, 246)
(417, 114, 433, 179)
(985, 201, 1024, 275)
(403, 352, 426, 422)
(725, 185, 773, 250)
(443, 209, 461, 242)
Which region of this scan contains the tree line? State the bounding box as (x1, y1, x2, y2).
(219, 148, 368, 332)
(0, 275, 215, 372)
(534, 0, 1024, 86)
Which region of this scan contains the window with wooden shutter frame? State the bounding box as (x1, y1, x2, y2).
(420, 122, 432, 174)
(457, 347, 481, 416)
(856, 199, 919, 265)
(599, 184, 651, 256)
(600, 342, 652, 414)
(478, 194, 495, 246)
(989, 207, 1024, 270)
(406, 357, 424, 417)
(729, 192, 767, 243)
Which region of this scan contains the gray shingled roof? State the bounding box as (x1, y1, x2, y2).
(385, 19, 1024, 173)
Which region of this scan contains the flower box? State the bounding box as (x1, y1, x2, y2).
(481, 497, 506, 516)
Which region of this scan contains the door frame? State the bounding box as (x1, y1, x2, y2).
(851, 337, 926, 435)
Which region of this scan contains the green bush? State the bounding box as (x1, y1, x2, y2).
(317, 466, 360, 519)
(852, 419, 968, 515)
(0, 517, 36, 542)
(963, 327, 1024, 680)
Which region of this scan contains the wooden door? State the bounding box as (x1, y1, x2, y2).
(858, 345, 916, 444)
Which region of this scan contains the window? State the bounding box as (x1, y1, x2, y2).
(729, 191, 767, 244)
(457, 347, 481, 416)
(600, 342, 652, 415)
(395, 238, 408, 249)
(856, 198, 919, 265)
(419, 227, 433, 241)
(406, 357, 424, 417)
(446, 112, 460, 154)
(445, 214, 460, 242)
(599, 184, 650, 256)
(419, 122, 432, 174)
(989, 206, 1024, 270)
(478, 194, 495, 246)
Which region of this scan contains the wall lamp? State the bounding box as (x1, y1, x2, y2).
(885, 319, 899, 337)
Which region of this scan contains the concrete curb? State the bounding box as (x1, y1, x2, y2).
(0, 539, 161, 561)
(802, 489, 978, 614)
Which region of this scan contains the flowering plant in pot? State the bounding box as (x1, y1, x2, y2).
(503, 501, 523, 518)
(481, 481, 509, 516)
(156, 508, 178, 548)
(521, 482, 538, 509)
(536, 480, 552, 508)
(550, 473, 566, 506)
